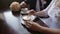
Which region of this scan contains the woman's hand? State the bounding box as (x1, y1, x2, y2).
(36, 11, 49, 18)
(25, 21, 41, 32)
(28, 9, 36, 15)
(28, 10, 49, 18)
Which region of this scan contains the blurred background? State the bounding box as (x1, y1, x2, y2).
(0, 0, 24, 10)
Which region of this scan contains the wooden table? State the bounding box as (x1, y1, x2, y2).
(0, 9, 60, 34)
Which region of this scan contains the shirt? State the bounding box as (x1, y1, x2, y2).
(43, 0, 56, 13)
(42, 0, 60, 28)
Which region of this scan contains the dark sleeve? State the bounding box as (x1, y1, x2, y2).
(24, 0, 30, 4)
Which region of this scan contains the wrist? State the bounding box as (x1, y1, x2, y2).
(38, 26, 46, 33)
(36, 25, 43, 32)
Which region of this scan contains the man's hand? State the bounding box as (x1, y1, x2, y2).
(20, 1, 27, 8)
(25, 21, 41, 32)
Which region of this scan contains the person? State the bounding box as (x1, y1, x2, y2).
(20, 0, 52, 18)
(24, 0, 60, 34)
(10, 2, 21, 12)
(9, 2, 21, 16)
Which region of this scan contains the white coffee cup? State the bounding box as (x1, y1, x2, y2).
(21, 8, 29, 14)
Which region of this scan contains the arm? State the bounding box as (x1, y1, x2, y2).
(32, 0, 55, 17)
(39, 26, 60, 34)
(26, 21, 60, 34)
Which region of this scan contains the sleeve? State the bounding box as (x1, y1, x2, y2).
(43, 0, 55, 12)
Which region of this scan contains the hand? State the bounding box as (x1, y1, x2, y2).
(28, 9, 36, 15)
(35, 11, 49, 18)
(25, 21, 41, 32)
(20, 1, 27, 8)
(36, 11, 46, 16)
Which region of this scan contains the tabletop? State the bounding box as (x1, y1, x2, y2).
(0, 10, 44, 34)
(0, 9, 60, 34)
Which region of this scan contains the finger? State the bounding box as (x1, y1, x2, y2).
(27, 23, 32, 27)
(25, 23, 32, 28)
(25, 21, 33, 28)
(26, 21, 33, 25)
(25, 25, 30, 28)
(27, 21, 35, 23)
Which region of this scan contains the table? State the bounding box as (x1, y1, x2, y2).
(0, 9, 60, 34)
(0, 10, 43, 34)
